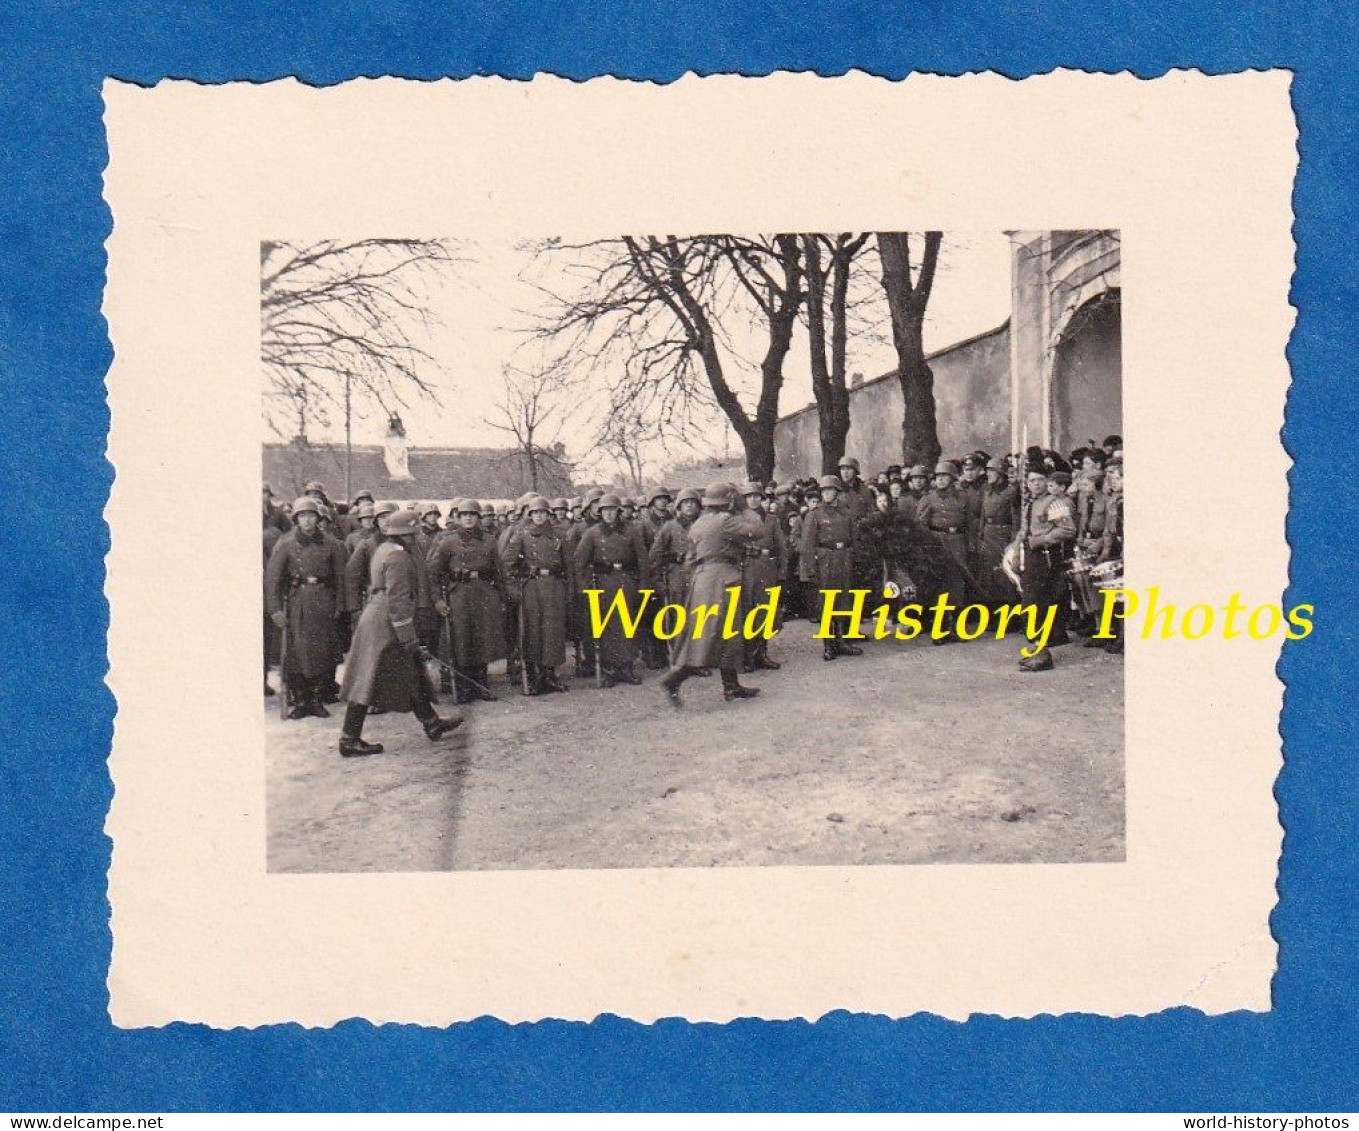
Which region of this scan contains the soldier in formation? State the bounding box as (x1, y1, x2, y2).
(265, 430, 1123, 744)
(572, 493, 648, 687)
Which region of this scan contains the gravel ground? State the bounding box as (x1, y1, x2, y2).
(266, 618, 1124, 872)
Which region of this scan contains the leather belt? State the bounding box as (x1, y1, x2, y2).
(984, 518, 1010, 526)
(297, 576, 329, 586)
(932, 525, 963, 534)
(536, 568, 555, 577)
(818, 541, 847, 550)
(465, 570, 484, 579)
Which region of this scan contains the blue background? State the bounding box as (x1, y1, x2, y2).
(0, 1, 1355, 1112)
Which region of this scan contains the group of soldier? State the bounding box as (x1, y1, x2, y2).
(263, 432, 1123, 756)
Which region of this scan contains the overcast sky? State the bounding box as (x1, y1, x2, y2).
(283, 232, 1013, 463)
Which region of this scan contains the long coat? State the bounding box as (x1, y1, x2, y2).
(649, 516, 695, 604)
(339, 540, 428, 710)
(263, 522, 281, 667)
(977, 482, 1021, 602)
(917, 487, 974, 600)
(264, 528, 346, 681)
(501, 522, 569, 667)
(671, 509, 761, 670)
(740, 511, 788, 622)
(428, 528, 506, 667)
(798, 502, 855, 589)
(573, 519, 649, 670)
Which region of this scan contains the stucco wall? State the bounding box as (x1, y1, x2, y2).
(773, 323, 1012, 479)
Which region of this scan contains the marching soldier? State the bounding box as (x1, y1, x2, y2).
(659, 483, 763, 707)
(739, 481, 787, 673)
(572, 492, 649, 687)
(1016, 466, 1077, 671)
(977, 457, 1021, 606)
(501, 495, 571, 695)
(336, 508, 463, 757)
(799, 474, 863, 661)
(429, 498, 505, 703)
(265, 496, 348, 719)
(916, 460, 974, 639)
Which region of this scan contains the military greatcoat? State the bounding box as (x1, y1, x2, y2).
(264, 527, 346, 681)
(669, 509, 761, 670)
(427, 528, 506, 667)
(501, 522, 570, 668)
(339, 540, 427, 710)
(572, 518, 649, 671)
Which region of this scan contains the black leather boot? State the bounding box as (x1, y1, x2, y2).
(340, 735, 383, 758)
(721, 669, 760, 701)
(422, 713, 464, 740)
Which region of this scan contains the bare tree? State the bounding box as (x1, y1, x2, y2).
(595, 407, 656, 492)
(259, 239, 462, 440)
(526, 233, 803, 483)
(877, 231, 944, 467)
(483, 362, 572, 494)
(803, 232, 872, 472)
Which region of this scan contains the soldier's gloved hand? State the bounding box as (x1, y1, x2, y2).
(271, 610, 286, 629)
(434, 599, 450, 617)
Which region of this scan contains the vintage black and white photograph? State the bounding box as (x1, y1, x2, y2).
(261, 229, 1125, 873)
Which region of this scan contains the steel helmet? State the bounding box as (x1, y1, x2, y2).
(456, 498, 482, 516)
(385, 510, 420, 537)
(291, 496, 321, 517)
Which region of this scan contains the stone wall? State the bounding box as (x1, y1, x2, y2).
(773, 323, 1012, 479)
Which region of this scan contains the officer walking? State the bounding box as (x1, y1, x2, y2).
(337, 508, 463, 756)
(660, 483, 763, 707)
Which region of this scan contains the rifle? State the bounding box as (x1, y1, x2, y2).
(591, 567, 604, 689)
(435, 582, 499, 701)
(516, 574, 531, 696)
(277, 589, 291, 720)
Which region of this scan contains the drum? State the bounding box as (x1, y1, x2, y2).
(1067, 559, 1102, 615)
(1089, 559, 1124, 590)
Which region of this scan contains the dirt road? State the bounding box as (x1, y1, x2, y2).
(266, 619, 1124, 872)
